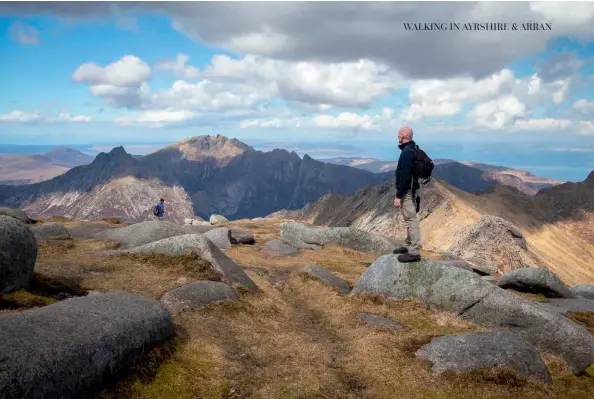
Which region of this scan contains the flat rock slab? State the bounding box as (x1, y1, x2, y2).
(300, 265, 351, 295)
(95, 220, 187, 249)
(544, 298, 594, 314)
(181, 224, 217, 234)
(67, 223, 117, 239)
(0, 292, 174, 399)
(280, 221, 399, 256)
(497, 267, 575, 298)
(106, 234, 259, 292)
(416, 332, 552, 384)
(29, 222, 71, 240)
(356, 312, 404, 330)
(261, 240, 299, 257)
(161, 281, 239, 313)
(571, 284, 594, 300)
(350, 254, 594, 375)
(0, 216, 37, 293)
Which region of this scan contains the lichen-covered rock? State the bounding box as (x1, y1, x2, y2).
(0, 207, 31, 224)
(203, 228, 233, 250)
(161, 281, 239, 313)
(0, 292, 174, 399)
(106, 234, 259, 292)
(350, 254, 594, 375)
(416, 332, 552, 384)
(0, 215, 37, 293)
(29, 222, 71, 241)
(280, 221, 397, 256)
(497, 267, 575, 298)
(95, 220, 185, 249)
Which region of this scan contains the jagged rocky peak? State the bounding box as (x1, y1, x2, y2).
(163, 134, 254, 161)
(93, 146, 134, 164)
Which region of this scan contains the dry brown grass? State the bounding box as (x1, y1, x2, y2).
(17, 219, 594, 398)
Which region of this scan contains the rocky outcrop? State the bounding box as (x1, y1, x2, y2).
(299, 265, 351, 295)
(0, 216, 37, 293)
(107, 234, 259, 292)
(261, 240, 299, 257)
(160, 281, 239, 313)
(95, 221, 186, 249)
(280, 222, 399, 256)
(497, 267, 575, 298)
(416, 332, 552, 384)
(29, 222, 71, 241)
(0, 292, 174, 399)
(350, 255, 594, 375)
(202, 228, 233, 251)
(571, 284, 594, 300)
(448, 216, 542, 274)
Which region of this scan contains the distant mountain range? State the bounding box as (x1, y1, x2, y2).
(319, 156, 565, 195)
(0, 135, 570, 223)
(0, 135, 392, 223)
(0, 147, 94, 185)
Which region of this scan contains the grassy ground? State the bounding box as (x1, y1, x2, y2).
(6, 218, 594, 398)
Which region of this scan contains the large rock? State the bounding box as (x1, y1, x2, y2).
(109, 234, 259, 292)
(497, 267, 575, 298)
(261, 240, 299, 257)
(160, 281, 239, 313)
(29, 223, 71, 241)
(542, 298, 594, 314)
(350, 255, 594, 375)
(0, 207, 31, 224)
(230, 228, 255, 245)
(415, 332, 552, 384)
(181, 224, 217, 234)
(280, 221, 398, 256)
(0, 292, 174, 399)
(299, 265, 351, 295)
(0, 216, 37, 293)
(210, 214, 229, 225)
(202, 228, 233, 250)
(571, 284, 594, 300)
(95, 220, 186, 249)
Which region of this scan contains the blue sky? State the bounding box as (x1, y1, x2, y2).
(1, 2, 594, 180)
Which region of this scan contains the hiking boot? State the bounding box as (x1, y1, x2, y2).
(392, 246, 409, 254)
(397, 253, 421, 263)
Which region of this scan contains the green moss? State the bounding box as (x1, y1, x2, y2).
(0, 289, 58, 310)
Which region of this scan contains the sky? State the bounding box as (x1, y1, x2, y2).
(1, 1, 594, 180)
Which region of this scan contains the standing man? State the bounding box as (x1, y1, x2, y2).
(393, 126, 421, 262)
(154, 198, 165, 220)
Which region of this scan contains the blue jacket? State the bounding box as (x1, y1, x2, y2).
(156, 202, 164, 217)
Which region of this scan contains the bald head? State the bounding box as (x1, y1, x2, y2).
(398, 126, 414, 144)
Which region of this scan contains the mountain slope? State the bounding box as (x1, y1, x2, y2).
(0, 135, 393, 222)
(0, 148, 94, 185)
(321, 156, 565, 195)
(269, 172, 594, 284)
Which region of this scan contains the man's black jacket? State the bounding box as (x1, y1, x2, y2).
(395, 140, 419, 199)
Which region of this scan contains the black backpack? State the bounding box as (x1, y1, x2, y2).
(153, 205, 159, 216)
(413, 144, 434, 184)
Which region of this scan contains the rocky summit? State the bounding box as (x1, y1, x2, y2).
(0, 214, 593, 398)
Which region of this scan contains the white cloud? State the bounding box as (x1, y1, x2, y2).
(513, 118, 572, 131)
(0, 110, 42, 123)
(154, 53, 201, 80)
(58, 112, 92, 123)
(72, 55, 150, 87)
(313, 108, 396, 131)
(240, 117, 301, 129)
(8, 21, 39, 45)
(573, 99, 594, 113)
(115, 109, 196, 128)
(578, 121, 594, 135)
(470, 96, 527, 129)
